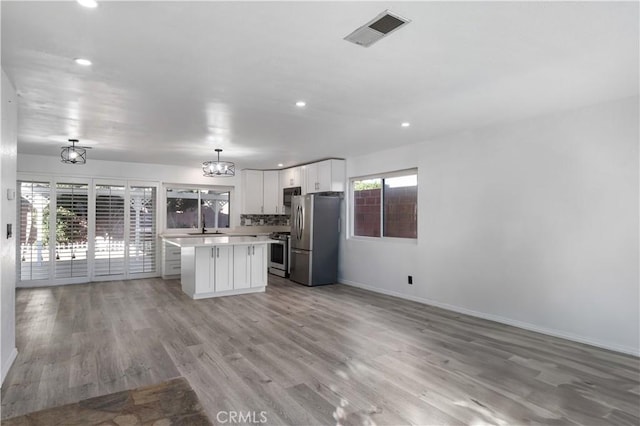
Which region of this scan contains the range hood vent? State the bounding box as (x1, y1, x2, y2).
(344, 10, 411, 48)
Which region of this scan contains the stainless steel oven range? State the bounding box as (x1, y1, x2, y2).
(268, 232, 290, 277)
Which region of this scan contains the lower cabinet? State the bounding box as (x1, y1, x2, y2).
(181, 243, 268, 299)
(212, 246, 233, 292)
(162, 242, 181, 278)
(233, 244, 267, 289)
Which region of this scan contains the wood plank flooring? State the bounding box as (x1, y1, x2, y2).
(2, 276, 639, 425)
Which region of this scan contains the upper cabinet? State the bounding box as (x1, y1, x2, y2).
(242, 160, 345, 214)
(263, 170, 280, 214)
(305, 159, 345, 194)
(242, 170, 264, 214)
(242, 170, 283, 215)
(280, 167, 303, 189)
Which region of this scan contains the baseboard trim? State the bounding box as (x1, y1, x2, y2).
(339, 279, 639, 357)
(1, 347, 18, 386)
(188, 286, 266, 300)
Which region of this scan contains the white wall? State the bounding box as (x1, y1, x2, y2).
(340, 96, 639, 355)
(1, 70, 18, 384)
(17, 154, 243, 230)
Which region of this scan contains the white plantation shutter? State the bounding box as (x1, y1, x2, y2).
(128, 186, 157, 275)
(55, 183, 89, 279)
(94, 184, 126, 277)
(19, 181, 51, 281)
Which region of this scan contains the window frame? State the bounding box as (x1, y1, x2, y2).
(162, 183, 234, 234)
(349, 168, 418, 242)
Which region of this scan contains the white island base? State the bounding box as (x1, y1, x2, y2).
(164, 237, 271, 299)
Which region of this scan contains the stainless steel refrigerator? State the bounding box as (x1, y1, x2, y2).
(290, 194, 341, 286)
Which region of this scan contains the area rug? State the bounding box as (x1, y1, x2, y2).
(2, 377, 212, 426)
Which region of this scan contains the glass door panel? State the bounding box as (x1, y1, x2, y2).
(54, 183, 89, 279)
(95, 184, 126, 277)
(129, 186, 156, 275)
(19, 181, 51, 281)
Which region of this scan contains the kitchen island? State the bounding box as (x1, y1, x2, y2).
(163, 236, 275, 299)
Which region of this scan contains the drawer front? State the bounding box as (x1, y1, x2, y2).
(164, 245, 181, 261)
(164, 261, 181, 274)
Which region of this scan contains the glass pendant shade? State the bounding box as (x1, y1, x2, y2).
(61, 139, 88, 164)
(203, 148, 235, 177)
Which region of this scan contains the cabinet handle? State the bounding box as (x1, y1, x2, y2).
(253, 246, 255, 255)
(290, 178, 293, 186)
(261, 206, 264, 213)
(248, 246, 251, 256)
(216, 247, 219, 258)
(211, 248, 214, 258)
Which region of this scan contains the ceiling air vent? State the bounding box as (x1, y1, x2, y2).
(344, 10, 411, 48)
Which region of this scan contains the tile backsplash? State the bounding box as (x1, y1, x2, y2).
(241, 214, 290, 226)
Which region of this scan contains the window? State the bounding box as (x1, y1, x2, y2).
(166, 188, 199, 229)
(352, 170, 417, 239)
(165, 187, 230, 231)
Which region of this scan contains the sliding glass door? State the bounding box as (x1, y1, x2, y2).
(18, 178, 159, 286)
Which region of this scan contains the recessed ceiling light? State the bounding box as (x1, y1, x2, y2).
(77, 0, 98, 8)
(277, 163, 284, 167)
(74, 58, 92, 66)
(401, 122, 411, 127)
(295, 101, 306, 107)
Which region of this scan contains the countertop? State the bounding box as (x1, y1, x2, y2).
(160, 232, 271, 238)
(163, 235, 276, 248)
(159, 225, 289, 239)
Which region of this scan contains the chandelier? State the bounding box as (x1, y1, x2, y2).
(203, 148, 235, 177)
(60, 139, 90, 164)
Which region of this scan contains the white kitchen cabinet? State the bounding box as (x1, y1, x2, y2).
(280, 167, 302, 188)
(263, 170, 280, 214)
(250, 244, 267, 287)
(192, 247, 213, 294)
(161, 241, 181, 278)
(242, 169, 284, 214)
(305, 159, 345, 193)
(171, 238, 270, 299)
(186, 246, 233, 295)
(233, 244, 267, 289)
(242, 170, 264, 214)
(211, 245, 233, 292)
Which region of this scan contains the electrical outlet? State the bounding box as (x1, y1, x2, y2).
(408, 275, 413, 285)
(259, 219, 264, 225)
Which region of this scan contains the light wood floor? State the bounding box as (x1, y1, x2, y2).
(2, 276, 639, 425)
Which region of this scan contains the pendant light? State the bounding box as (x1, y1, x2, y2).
(61, 139, 90, 164)
(202, 148, 235, 177)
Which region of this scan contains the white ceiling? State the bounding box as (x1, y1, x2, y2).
(2, 1, 638, 170)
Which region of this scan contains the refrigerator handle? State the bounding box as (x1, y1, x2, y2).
(298, 205, 304, 240)
(295, 205, 301, 240)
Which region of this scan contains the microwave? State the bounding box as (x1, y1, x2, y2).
(283, 186, 301, 207)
